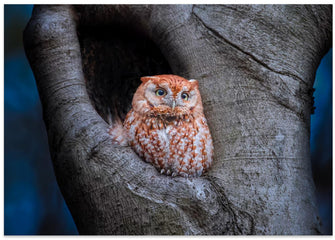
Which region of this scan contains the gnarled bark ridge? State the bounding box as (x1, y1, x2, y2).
(24, 5, 332, 234)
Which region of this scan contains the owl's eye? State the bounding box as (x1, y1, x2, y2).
(181, 92, 189, 100)
(155, 89, 166, 96)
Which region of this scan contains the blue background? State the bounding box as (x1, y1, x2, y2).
(4, 5, 332, 235)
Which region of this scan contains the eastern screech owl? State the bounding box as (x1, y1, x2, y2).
(108, 74, 213, 177)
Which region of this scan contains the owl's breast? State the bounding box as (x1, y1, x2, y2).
(123, 109, 213, 177)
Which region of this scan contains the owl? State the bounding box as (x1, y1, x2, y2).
(108, 74, 213, 177)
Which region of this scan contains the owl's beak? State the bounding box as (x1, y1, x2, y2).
(172, 100, 176, 111)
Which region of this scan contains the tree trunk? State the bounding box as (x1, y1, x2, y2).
(23, 5, 332, 235)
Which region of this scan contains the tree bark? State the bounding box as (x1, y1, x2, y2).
(23, 5, 332, 234)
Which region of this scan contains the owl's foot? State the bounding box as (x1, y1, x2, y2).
(159, 168, 202, 178)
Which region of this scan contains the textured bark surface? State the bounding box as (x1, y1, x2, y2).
(24, 5, 332, 235)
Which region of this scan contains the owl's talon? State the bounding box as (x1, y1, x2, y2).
(180, 172, 189, 178)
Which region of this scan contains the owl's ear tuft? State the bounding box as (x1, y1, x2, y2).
(189, 79, 199, 88)
(141, 76, 159, 83)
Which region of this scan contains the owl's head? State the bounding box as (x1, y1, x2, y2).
(132, 74, 204, 118)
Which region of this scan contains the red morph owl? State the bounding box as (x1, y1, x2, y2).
(108, 74, 213, 177)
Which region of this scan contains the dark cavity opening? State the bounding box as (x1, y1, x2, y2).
(78, 25, 172, 123)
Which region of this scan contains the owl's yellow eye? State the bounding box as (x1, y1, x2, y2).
(155, 89, 166, 96)
(181, 92, 189, 100)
